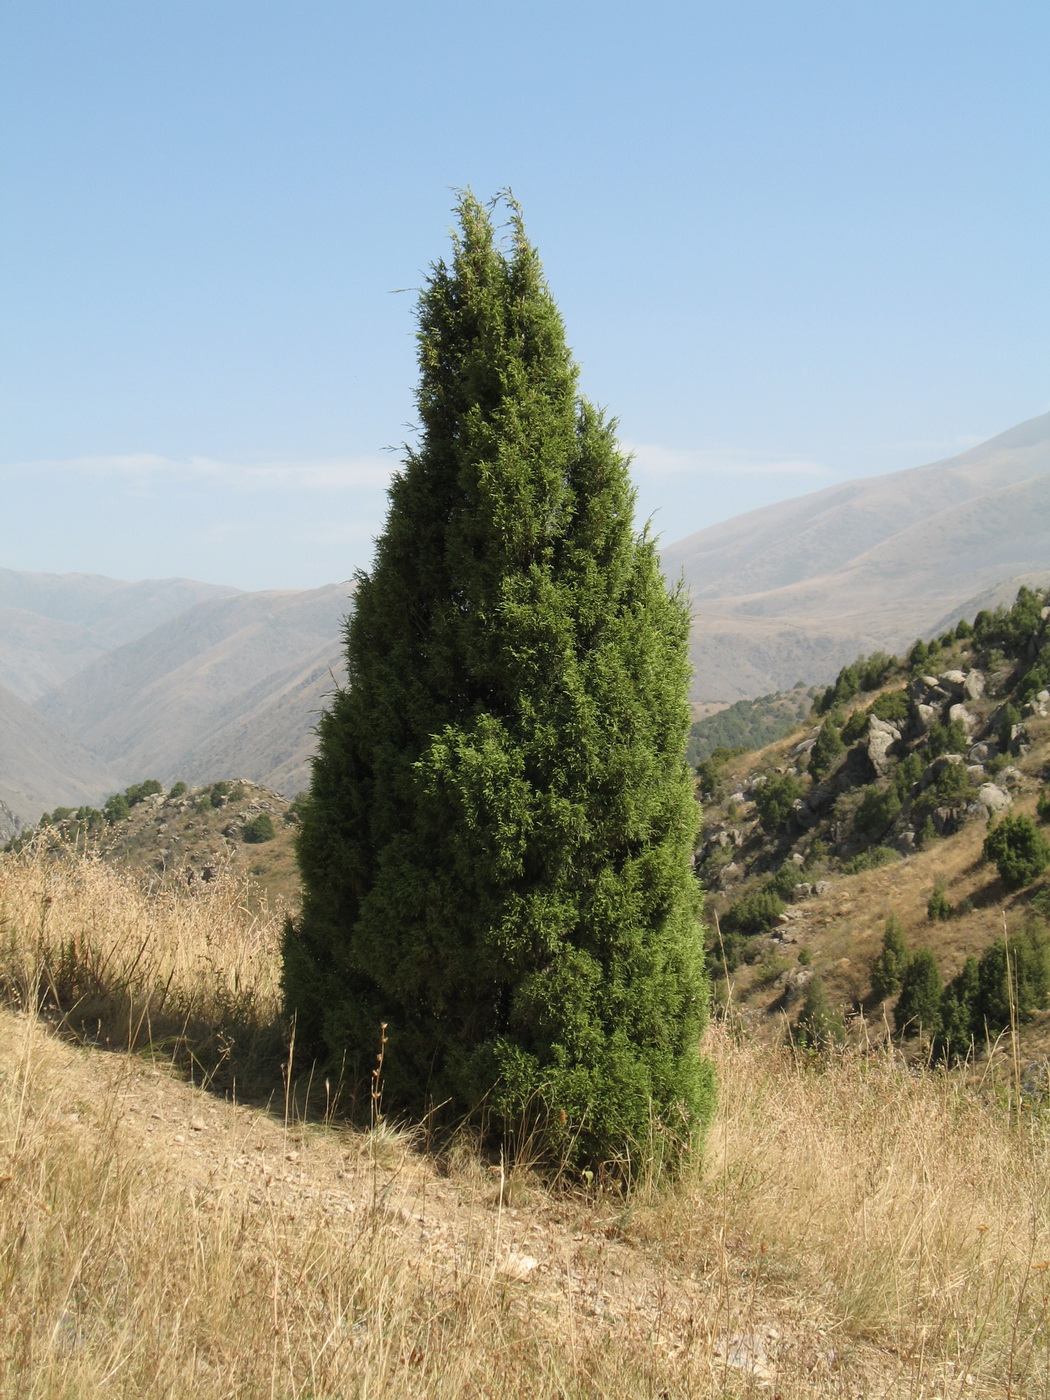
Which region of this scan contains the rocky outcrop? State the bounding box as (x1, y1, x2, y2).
(866, 717, 900, 777)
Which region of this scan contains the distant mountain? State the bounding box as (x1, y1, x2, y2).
(0, 679, 122, 823)
(37, 584, 351, 793)
(0, 568, 240, 701)
(662, 411, 1050, 701)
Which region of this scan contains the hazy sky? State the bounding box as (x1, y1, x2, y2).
(3, 1, 1048, 591)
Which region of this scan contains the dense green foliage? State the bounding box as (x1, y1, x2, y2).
(927, 883, 952, 921)
(870, 915, 910, 1001)
(893, 947, 943, 1037)
(817, 651, 897, 714)
(242, 813, 276, 844)
(687, 686, 813, 764)
(808, 718, 845, 779)
(694, 746, 747, 800)
(794, 974, 845, 1049)
(753, 772, 802, 832)
(868, 690, 910, 725)
(284, 195, 712, 1172)
(854, 784, 901, 841)
(984, 814, 1050, 890)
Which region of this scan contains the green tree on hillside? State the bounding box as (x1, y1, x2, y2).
(794, 974, 845, 1049)
(870, 915, 910, 1001)
(894, 947, 942, 1038)
(283, 195, 713, 1173)
(809, 717, 845, 780)
(984, 814, 1050, 890)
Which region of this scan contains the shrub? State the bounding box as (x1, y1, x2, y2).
(954, 617, 973, 640)
(840, 847, 899, 875)
(754, 772, 802, 832)
(871, 915, 910, 1001)
(894, 948, 943, 1038)
(984, 814, 1050, 889)
(868, 690, 910, 725)
(794, 975, 845, 1049)
(803, 838, 828, 871)
(1037, 789, 1050, 823)
(809, 719, 845, 780)
(908, 639, 929, 672)
(997, 704, 1021, 752)
(768, 862, 801, 900)
(926, 720, 969, 759)
(894, 752, 925, 801)
(974, 924, 1050, 1033)
(854, 784, 901, 840)
(721, 887, 786, 937)
(210, 782, 232, 808)
(937, 954, 980, 1060)
(103, 793, 131, 824)
(242, 813, 276, 844)
(168, 781, 188, 799)
(927, 883, 952, 921)
(840, 710, 868, 745)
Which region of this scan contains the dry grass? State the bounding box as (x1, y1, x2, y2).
(2, 847, 1050, 1397)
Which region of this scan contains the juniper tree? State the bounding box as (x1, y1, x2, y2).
(283, 194, 713, 1172)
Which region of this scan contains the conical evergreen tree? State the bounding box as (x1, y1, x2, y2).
(283, 194, 713, 1172)
(893, 947, 943, 1038)
(870, 914, 910, 1002)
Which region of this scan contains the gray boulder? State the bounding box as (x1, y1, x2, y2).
(976, 783, 1012, 814)
(948, 703, 977, 731)
(963, 670, 985, 701)
(969, 741, 998, 764)
(866, 716, 900, 776)
(939, 669, 968, 695)
(913, 702, 940, 733)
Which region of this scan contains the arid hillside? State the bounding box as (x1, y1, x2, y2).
(1, 847, 1048, 1398)
(665, 410, 1050, 700)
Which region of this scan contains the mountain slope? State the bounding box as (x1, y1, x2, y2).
(662, 410, 1050, 700)
(37, 584, 351, 788)
(0, 679, 122, 822)
(0, 568, 240, 701)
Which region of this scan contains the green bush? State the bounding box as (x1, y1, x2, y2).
(721, 887, 786, 937)
(794, 975, 845, 1050)
(926, 720, 969, 759)
(753, 772, 802, 832)
(168, 781, 188, 799)
(997, 703, 1021, 752)
(870, 915, 910, 1001)
(894, 947, 943, 1037)
(1037, 789, 1050, 823)
(840, 846, 899, 875)
(809, 719, 845, 780)
(840, 709, 868, 745)
(868, 690, 910, 725)
(103, 793, 131, 824)
(927, 883, 952, 921)
(854, 784, 901, 840)
(984, 814, 1050, 889)
(210, 781, 232, 808)
(242, 813, 276, 844)
(908, 639, 929, 672)
(893, 752, 925, 801)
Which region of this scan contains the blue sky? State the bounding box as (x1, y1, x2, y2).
(2, 0, 1047, 590)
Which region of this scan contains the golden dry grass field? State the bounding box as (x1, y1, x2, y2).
(1, 849, 1049, 1398)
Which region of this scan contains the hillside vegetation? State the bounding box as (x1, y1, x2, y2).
(663, 408, 1050, 700)
(687, 683, 817, 764)
(1, 848, 1049, 1396)
(695, 586, 1050, 1074)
